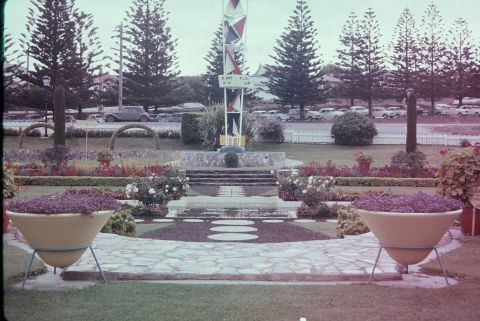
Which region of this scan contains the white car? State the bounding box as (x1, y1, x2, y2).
(443, 107, 470, 117)
(318, 108, 344, 120)
(453, 97, 480, 106)
(287, 108, 322, 121)
(349, 106, 369, 116)
(263, 110, 290, 121)
(372, 107, 395, 118)
(251, 110, 267, 117)
(456, 105, 480, 116)
(386, 107, 407, 117)
(86, 114, 105, 122)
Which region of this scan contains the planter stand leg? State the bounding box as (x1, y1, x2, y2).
(90, 246, 107, 283)
(433, 247, 449, 285)
(368, 246, 383, 283)
(54, 267, 57, 275)
(22, 249, 37, 289)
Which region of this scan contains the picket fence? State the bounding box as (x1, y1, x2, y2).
(284, 130, 480, 146)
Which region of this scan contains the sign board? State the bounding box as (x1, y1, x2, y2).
(220, 135, 246, 146)
(218, 75, 251, 88)
(469, 186, 480, 209)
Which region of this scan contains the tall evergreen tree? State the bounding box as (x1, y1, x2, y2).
(445, 18, 475, 106)
(390, 7, 420, 99)
(418, 3, 447, 115)
(266, 0, 325, 120)
(336, 12, 362, 106)
(123, 0, 179, 109)
(358, 8, 385, 117)
(202, 24, 224, 105)
(4, 32, 20, 110)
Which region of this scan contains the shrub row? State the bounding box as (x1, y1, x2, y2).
(4, 127, 180, 139)
(331, 176, 437, 187)
(181, 113, 203, 144)
(16, 176, 135, 186)
(4, 128, 42, 137)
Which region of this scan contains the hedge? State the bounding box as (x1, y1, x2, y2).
(181, 113, 203, 145)
(317, 176, 437, 187)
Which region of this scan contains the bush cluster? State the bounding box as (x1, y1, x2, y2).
(40, 145, 72, 170)
(181, 113, 203, 144)
(390, 150, 429, 177)
(224, 152, 239, 168)
(257, 118, 284, 143)
(4, 128, 42, 137)
(331, 112, 377, 146)
(336, 207, 370, 238)
(101, 207, 136, 236)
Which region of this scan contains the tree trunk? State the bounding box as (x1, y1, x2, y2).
(299, 102, 305, 120)
(53, 85, 66, 146)
(406, 89, 417, 153)
(350, 97, 354, 106)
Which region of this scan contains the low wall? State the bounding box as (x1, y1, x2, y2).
(180, 151, 286, 167)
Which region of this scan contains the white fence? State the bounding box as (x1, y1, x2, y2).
(284, 130, 480, 146)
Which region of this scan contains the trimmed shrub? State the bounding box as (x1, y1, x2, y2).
(331, 112, 377, 146)
(257, 118, 284, 143)
(3, 128, 42, 137)
(390, 150, 429, 177)
(224, 152, 239, 168)
(101, 207, 136, 236)
(337, 207, 369, 238)
(181, 113, 203, 144)
(40, 145, 72, 170)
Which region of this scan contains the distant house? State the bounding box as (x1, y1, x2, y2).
(92, 74, 118, 92)
(318, 73, 341, 89)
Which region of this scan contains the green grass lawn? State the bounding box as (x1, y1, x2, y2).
(4, 136, 460, 168)
(3, 242, 47, 288)
(135, 223, 173, 237)
(4, 236, 480, 321)
(291, 221, 339, 238)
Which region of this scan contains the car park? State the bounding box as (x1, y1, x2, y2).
(372, 107, 395, 118)
(318, 108, 344, 120)
(86, 114, 105, 122)
(287, 108, 322, 121)
(386, 107, 407, 117)
(25, 114, 44, 121)
(456, 105, 480, 116)
(443, 107, 469, 117)
(104, 106, 153, 122)
(263, 110, 290, 121)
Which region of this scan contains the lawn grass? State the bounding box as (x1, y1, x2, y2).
(291, 221, 339, 239)
(3, 242, 47, 288)
(135, 223, 173, 237)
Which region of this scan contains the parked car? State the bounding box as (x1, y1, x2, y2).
(434, 104, 452, 116)
(166, 113, 183, 122)
(261, 110, 289, 121)
(103, 106, 153, 122)
(386, 107, 407, 117)
(25, 114, 44, 121)
(251, 110, 267, 117)
(456, 105, 480, 116)
(86, 114, 105, 122)
(453, 97, 480, 106)
(287, 108, 322, 121)
(372, 107, 395, 118)
(443, 107, 470, 117)
(318, 108, 344, 120)
(151, 114, 169, 122)
(349, 106, 368, 116)
(47, 115, 76, 123)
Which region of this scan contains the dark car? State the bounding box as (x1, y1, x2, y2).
(104, 106, 153, 122)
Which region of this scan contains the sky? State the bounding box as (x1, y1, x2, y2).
(5, 0, 480, 76)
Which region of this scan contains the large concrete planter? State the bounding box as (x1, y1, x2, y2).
(355, 208, 462, 265)
(6, 210, 113, 268)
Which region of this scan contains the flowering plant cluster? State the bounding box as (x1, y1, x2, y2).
(355, 152, 374, 163)
(3, 165, 17, 199)
(352, 192, 464, 213)
(125, 171, 189, 208)
(296, 175, 336, 208)
(8, 190, 121, 215)
(97, 149, 113, 162)
(276, 170, 301, 201)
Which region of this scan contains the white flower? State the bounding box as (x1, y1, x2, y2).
(302, 190, 307, 194)
(148, 188, 155, 194)
(325, 180, 330, 184)
(270, 170, 275, 174)
(165, 185, 169, 188)
(149, 175, 154, 180)
(308, 176, 313, 184)
(173, 187, 177, 192)
(276, 181, 279, 185)
(185, 177, 190, 181)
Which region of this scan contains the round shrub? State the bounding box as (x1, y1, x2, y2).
(390, 150, 429, 177)
(257, 118, 284, 143)
(101, 207, 136, 236)
(331, 112, 377, 146)
(224, 152, 239, 168)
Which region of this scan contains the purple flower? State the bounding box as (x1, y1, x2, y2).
(352, 192, 464, 213)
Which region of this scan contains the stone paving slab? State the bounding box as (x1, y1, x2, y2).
(59, 232, 403, 282)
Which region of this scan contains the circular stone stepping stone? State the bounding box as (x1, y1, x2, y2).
(326, 219, 338, 224)
(134, 219, 144, 223)
(183, 219, 204, 223)
(210, 226, 258, 233)
(211, 220, 255, 226)
(262, 219, 284, 223)
(207, 233, 258, 241)
(152, 219, 174, 223)
(294, 219, 316, 223)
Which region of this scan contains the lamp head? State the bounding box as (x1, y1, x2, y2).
(42, 75, 51, 87)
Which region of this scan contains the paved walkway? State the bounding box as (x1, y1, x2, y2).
(4, 228, 462, 286)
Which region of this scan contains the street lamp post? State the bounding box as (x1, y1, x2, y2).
(42, 76, 51, 137)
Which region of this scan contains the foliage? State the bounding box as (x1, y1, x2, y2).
(27, 162, 44, 169)
(62, 127, 180, 139)
(202, 24, 224, 104)
(389, 7, 420, 98)
(40, 145, 72, 170)
(224, 153, 239, 168)
(3, 128, 41, 137)
(297, 176, 336, 208)
(125, 172, 189, 208)
(296, 203, 339, 218)
(331, 112, 377, 146)
(337, 207, 370, 238)
(97, 149, 114, 162)
(101, 207, 136, 236)
(266, 0, 325, 117)
(181, 113, 203, 144)
(123, 0, 179, 108)
(3, 165, 17, 199)
(436, 147, 480, 204)
(8, 190, 120, 214)
(352, 192, 464, 213)
(257, 118, 284, 143)
(355, 152, 373, 163)
(197, 108, 256, 150)
(391, 150, 429, 177)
